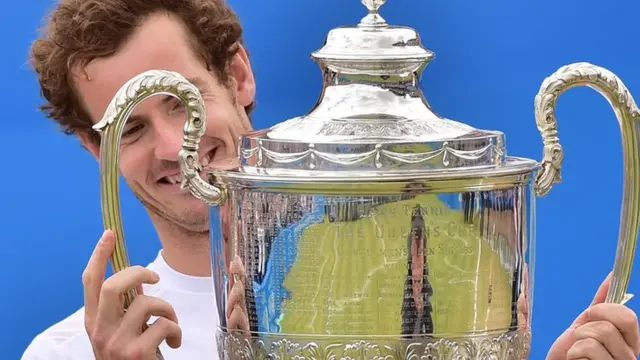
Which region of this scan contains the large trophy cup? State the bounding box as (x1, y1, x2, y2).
(94, 0, 639, 358)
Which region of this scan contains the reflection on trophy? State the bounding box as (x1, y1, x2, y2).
(93, 0, 639, 358)
(401, 205, 434, 337)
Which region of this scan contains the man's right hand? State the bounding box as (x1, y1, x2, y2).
(82, 230, 182, 359)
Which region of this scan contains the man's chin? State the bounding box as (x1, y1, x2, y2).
(140, 194, 211, 232)
(155, 205, 210, 234)
(168, 200, 210, 220)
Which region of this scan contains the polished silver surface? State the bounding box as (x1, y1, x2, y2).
(93, 0, 640, 359)
(210, 185, 534, 359)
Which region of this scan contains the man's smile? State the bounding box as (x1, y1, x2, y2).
(157, 147, 218, 186)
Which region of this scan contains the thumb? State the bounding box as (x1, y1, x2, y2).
(566, 272, 613, 330)
(590, 272, 613, 306)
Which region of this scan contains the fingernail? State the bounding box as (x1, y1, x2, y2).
(99, 236, 109, 246)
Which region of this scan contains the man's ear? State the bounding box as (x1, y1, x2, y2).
(77, 131, 100, 160)
(228, 44, 256, 108)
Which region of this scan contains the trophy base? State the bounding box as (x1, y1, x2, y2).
(216, 328, 531, 359)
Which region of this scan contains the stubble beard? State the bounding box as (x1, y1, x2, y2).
(133, 188, 210, 237)
(132, 103, 250, 239)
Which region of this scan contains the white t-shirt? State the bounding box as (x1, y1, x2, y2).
(21, 251, 220, 360)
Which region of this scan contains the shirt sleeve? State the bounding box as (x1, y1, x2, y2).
(20, 334, 70, 360)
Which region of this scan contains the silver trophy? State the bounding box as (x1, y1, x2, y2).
(94, 0, 639, 358)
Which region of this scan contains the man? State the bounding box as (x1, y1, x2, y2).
(22, 0, 640, 359)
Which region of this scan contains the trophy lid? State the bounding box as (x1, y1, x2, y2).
(231, 0, 534, 179)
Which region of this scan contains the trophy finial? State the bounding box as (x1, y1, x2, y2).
(361, 0, 386, 12)
(359, 0, 387, 27)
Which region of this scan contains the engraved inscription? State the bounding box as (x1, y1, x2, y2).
(236, 189, 527, 337)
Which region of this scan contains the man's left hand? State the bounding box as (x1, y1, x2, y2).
(546, 273, 640, 359)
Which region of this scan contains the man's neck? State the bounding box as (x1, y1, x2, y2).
(150, 215, 212, 277)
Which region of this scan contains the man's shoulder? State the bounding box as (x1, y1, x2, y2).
(21, 307, 94, 360)
(20, 256, 166, 360)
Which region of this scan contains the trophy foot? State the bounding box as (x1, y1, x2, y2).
(216, 328, 531, 360)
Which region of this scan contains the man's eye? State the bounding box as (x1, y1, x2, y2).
(170, 99, 186, 114)
(122, 124, 144, 138)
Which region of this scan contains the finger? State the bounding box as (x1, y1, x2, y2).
(573, 320, 636, 360)
(229, 255, 246, 285)
(119, 295, 179, 333)
(136, 317, 182, 350)
(545, 328, 574, 360)
(586, 303, 640, 353)
(96, 266, 160, 329)
(82, 230, 115, 326)
(516, 294, 529, 328)
(228, 305, 250, 332)
(566, 338, 613, 360)
(590, 272, 613, 306)
(226, 275, 246, 319)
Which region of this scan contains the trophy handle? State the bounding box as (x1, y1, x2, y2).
(92, 70, 225, 358)
(533, 62, 640, 304)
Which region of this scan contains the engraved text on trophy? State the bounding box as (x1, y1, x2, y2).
(239, 190, 527, 336)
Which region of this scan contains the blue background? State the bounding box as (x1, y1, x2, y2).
(1, 0, 639, 358)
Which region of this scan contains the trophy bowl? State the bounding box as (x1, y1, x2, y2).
(93, 1, 639, 358)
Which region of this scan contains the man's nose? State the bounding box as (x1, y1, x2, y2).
(153, 121, 183, 161)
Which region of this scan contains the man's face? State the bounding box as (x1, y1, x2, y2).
(74, 13, 255, 234)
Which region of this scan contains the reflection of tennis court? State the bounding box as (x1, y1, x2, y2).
(279, 193, 516, 336)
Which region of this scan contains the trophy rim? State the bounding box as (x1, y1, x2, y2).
(206, 156, 539, 192)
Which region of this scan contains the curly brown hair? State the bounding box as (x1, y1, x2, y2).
(30, 0, 252, 145)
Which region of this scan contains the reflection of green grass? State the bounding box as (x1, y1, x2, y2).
(280, 194, 513, 336)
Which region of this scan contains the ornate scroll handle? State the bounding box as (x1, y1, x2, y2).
(534, 62, 640, 304)
(92, 70, 225, 358)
